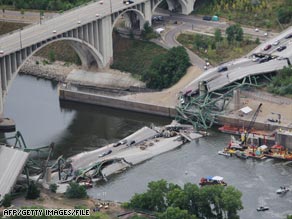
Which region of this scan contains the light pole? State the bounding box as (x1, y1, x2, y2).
(19, 28, 22, 49)
(109, 0, 112, 14)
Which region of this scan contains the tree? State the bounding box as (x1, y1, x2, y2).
(277, 7, 292, 24)
(158, 207, 197, 219)
(48, 50, 56, 63)
(221, 186, 243, 218)
(214, 28, 223, 42)
(20, 8, 25, 18)
(2, 194, 12, 207)
(26, 181, 40, 200)
(65, 182, 87, 199)
(225, 24, 243, 43)
(127, 180, 243, 219)
(2, 6, 5, 17)
(142, 46, 190, 89)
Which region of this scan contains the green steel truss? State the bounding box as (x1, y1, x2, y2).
(176, 74, 271, 130)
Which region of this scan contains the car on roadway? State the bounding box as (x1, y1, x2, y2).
(123, 0, 134, 4)
(256, 206, 269, 211)
(277, 45, 287, 52)
(203, 15, 212, 21)
(113, 140, 127, 147)
(258, 56, 271, 63)
(272, 40, 280, 46)
(263, 44, 271, 51)
(264, 32, 268, 37)
(0, 50, 4, 55)
(284, 33, 292, 39)
(98, 150, 112, 157)
(252, 56, 260, 62)
(217, 66, 228, 72)
(152, 16, 163, 22)
(255, 28, 259, 32)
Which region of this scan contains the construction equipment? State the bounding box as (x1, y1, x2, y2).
(243, 103, 263, 145)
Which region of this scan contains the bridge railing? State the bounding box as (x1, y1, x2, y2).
(0, 0, 97, 40)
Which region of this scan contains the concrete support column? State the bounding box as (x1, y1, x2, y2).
(93, 21, 99, 50)
(0, 57, 7, 91)
(21, 48, 27, 61)
(73, 29, 78, 38)
(88, 22, 94, 45)
(144, 1, 152, 26)
(5, 55, 11, 81)
(100, 15, 113, 67)
(166, 0, 175, 12)
(11, 53, 17, 73)
(83, 25, 88, 42)
(16, 51, 21, 67)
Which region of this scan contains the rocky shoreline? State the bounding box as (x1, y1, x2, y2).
(19, 56, 80, 82)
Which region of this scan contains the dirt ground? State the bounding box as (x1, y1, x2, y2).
(5, 189, 126, 218)
(120, 66, 203, 107)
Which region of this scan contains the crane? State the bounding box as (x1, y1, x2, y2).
(243, 103, 263, 145)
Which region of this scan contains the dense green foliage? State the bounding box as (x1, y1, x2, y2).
(177, 29, 257, 65)
(268, 67, 292, 96)
(126, 179, 243, 219)
(141, 21, 159, 40)
(111, 33, 167, 77)
(26, 181, 40, 200)
(287, 215, 292, 219)
(65, 182, 87, 199)
(194, 0, 292, 29)
(0, 0, 91, 11)
(2, 194, 12, 207)
(142, 46, 190, 89)
(49, 183, 58, 193)
(225, 24, 243, 43)
(277, 1, 292, 24)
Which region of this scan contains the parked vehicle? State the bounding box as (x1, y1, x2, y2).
(276, 187, 289, 194)
(203, 15, 212, 21)
(257, 206, 269, 211)
(277, 45, 287, 52)
(217, 66, 228, 72)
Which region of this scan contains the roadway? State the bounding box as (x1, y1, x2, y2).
(0, 0, 150, 55)
(179, 25, 292, 93)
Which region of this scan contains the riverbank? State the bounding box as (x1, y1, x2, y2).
(20, 56, 80, 81)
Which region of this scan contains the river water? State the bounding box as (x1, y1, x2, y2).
(4, 75, 292, 219)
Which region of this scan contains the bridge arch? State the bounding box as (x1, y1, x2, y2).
(15, 38, 104, 76)
(112, 8, 146, 31)
(152, 0, 191, 15)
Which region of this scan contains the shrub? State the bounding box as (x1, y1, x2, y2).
(2, 194, 12, 207)
(26, 181, 40, 200)
(65, 182, 87, 199)
(49, 183, 58, 193)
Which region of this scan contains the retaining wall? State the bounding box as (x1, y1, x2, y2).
(59, 88, 177, 117)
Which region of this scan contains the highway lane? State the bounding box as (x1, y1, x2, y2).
(181, 24, 292, 93)
(0, 0, 150, 54)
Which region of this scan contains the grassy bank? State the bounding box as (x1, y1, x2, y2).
(0, 21, 27, 35)
(111, 33, 167, 77)
(193, 0, 291, 31)
(177, 33, 258, 65)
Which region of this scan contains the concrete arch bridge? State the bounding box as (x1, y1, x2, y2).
(0, 0, 198, 113)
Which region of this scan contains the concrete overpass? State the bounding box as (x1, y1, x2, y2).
(0, 0, 198, 114)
